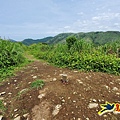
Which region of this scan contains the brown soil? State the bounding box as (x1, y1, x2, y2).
(0, 60, 120, 120)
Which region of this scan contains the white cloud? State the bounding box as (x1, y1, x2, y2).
(77, 12, 84, 15)
(92, 12, 120, 21)
(64, 26, 71, 29)
(115, 13, 120, 17)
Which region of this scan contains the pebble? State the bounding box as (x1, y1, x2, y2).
(68, 97, 71, 99)
(73, 100, 76, 103)
(38, 94, 45, 99)
(98, 99, 101, 102)
(0, 97, 4, 100)
(112, 87, 118, 91)
(73, 117, 76, 119)
(73, 92, 77, 94)
(8, 92, 12, 95)
(76, 106, 78, 108)
(105, 85, 109, 89)
(14, 116, 20, 120)
(32, 76, 37, 79)
(52, 104, 62, 116)
(23, 113, 29, 118)
(14, 80, 17, 82)
(47, 75, 50, 77)
(78, 118, 81, 120)
(117, 79, 120, 81)
(4, 102, 7, 106)
(101, 99, 104, 102)
(92, 99, 97, 102)
(61, 99, 65, 103)
(110, 82, 114, 84)
(74, 71, 78, 72)
(0, 116, 3, 120)
(0, 92, 6, 95)
(14, 114, 19, 118)
(76, 79, 83, 84)
(116, 92, 120, 95)
(86, 118, 90, 120)
(14, 109, 18, 112)
(66, 113, 69, 116)
(53, 78, 57, 81)
(88, 103, 98, 109)
(28, 82, 31, 84)
(103, 115, 107, 118)
(15, 87, 19, 89)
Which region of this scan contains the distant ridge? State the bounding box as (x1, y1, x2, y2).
(9, 39, 17, 42)
(47, 31, 120, 45)
(6, 31, 120, 45)
(21, 37, 53, 45)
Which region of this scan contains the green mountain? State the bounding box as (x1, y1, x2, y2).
(22, 37, 53, 45)
(47, 31, 120, 45)
(9, 39, 17, 42)
(47, 33, 74, 44)
(20, 31, 120, 45)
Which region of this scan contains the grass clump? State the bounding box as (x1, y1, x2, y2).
(31, 79, 45, 89)
(0, 100, 6, 113)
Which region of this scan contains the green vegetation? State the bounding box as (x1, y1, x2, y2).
(29, 37, 120, 75)
(28, 43, 53, 60)
(17, 88, 29, 97)
(22, 37, 53, 46)
(21, 31, 120, 45)
(47, 31, 120, 45)
(30, 79, 45, 89)
(0, 100, 6, 113)
(0, 31, 120, 83)
(66, 36, 77, 50)
(0, 39, 28, 82)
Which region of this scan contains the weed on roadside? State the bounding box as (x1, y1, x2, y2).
(30, 79, 45, 89)
(0, 100, 6, 114)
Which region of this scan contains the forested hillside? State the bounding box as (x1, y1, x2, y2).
(22, 37, 53, 45)
(18, 31, 120, 46)
(47, 31, 120, 45)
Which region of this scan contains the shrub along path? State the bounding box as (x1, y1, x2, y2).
(0, 58, 120, 120)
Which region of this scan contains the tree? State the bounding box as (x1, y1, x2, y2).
(66, 36, 77, 50)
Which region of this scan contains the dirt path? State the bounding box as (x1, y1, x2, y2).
(0, 59, 120, 120)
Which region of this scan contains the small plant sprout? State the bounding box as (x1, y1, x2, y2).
(31, 79, 45, 89)
(0, 100, 6, 114)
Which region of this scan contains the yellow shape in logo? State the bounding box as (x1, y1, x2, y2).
(98, 101, 115, 116)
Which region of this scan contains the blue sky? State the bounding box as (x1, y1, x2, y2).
(0, 0, 120, 41)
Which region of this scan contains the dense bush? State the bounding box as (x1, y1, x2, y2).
(29, 39, 120, 75)
(66, 36, 77, 50)
(0, 40, 26, 68)
(28, 43, 53, 60)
